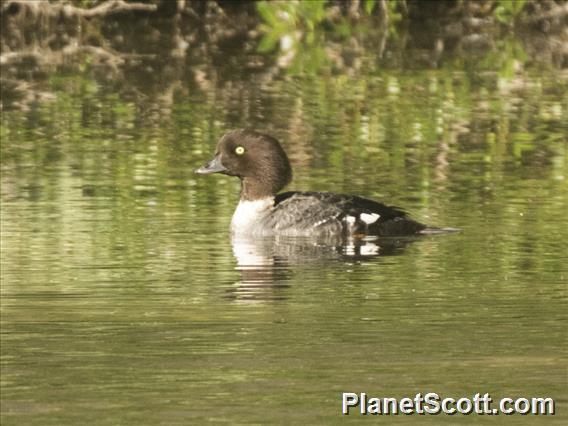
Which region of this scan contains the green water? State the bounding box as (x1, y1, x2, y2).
(1, 32, 567, 424)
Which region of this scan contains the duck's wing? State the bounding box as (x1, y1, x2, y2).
(270, 192, 426, 236)
(265, 192, 345, 236)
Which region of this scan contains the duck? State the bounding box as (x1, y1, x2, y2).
(196, 129, 451, 237)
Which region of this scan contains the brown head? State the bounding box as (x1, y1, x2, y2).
(196, 129, 292, 200)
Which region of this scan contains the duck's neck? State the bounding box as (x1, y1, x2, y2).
(240, 177, 278, 201)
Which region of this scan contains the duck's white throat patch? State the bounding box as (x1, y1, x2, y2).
(231, 198, 274, 233)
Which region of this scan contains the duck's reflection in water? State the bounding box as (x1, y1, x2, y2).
(225, 234, 420, 302)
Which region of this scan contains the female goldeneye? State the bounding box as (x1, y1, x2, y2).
(196, 129, 447, 237)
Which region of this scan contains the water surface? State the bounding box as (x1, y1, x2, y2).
(1, 25, 567, 425)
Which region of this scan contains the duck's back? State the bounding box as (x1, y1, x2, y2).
(259, 192, 426, 237)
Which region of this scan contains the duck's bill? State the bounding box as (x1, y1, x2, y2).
(195, 155, 227, 174)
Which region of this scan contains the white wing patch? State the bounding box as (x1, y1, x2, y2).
(360, 213, 380, 224)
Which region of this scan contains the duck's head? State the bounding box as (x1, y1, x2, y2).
(196, 129, 292, 200)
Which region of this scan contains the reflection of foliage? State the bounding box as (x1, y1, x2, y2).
(254, 0, 565, 77)
(256, 0, 387, 52)
(255, 0, 335, 74)
(493, 0, 528, 25)
(255, 0, 388, 75)
(478, 37, 528, 81)
(256, 1, 327, 52)
(1, 0, 566, 112)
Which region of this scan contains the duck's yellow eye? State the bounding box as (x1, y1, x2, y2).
(235, 146, 245, 155)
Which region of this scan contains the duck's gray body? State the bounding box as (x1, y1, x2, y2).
(230, 191, 426, 237)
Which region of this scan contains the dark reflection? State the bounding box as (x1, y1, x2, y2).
(225, 234, 419, 302)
